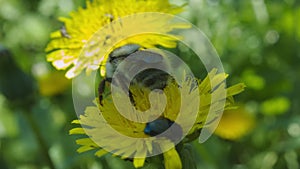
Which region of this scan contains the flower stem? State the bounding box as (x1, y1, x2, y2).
(23, 111, 56, 169)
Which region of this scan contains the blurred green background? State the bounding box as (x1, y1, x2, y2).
(0, 0, 299, 169)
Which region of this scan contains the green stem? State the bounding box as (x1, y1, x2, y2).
(23, 111, 56, 169)
(100, 156, 110, 169)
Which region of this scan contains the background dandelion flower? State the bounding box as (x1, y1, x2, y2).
(214, 106, 255, 141)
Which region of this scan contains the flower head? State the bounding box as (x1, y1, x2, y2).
(214, 106, 255, 140)
(45, 0, 188, 78)
(70, 69, 245, 168)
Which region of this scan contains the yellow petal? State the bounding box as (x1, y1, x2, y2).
(163, 147, 182, 169)
(95, 149, 108, 157)
(226, 83, 246, 97)
(133, 158, 146, 168)
(71, 119, 80, 124)
(69, 128, 85, 135)
(77, 145, 96, 153)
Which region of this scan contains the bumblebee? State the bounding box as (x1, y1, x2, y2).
(98, 44, 174, 105)
(98, 44, 182, 137)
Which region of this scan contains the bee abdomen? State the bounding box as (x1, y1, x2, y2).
(131, 68, 173, 90)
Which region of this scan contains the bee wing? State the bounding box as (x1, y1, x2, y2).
(129, 51, 163, 64)
(110, 44, 140, 58)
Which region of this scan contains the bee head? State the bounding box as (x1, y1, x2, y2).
(144, 118, 173, 136)
(144, 117, 183, 142)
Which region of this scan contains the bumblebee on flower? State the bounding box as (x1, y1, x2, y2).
(70, 68, 245, 169)
(70, 71, 243, 168)
(45, 0, 246, 169)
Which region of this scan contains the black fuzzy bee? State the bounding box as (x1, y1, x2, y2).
(97, 44, 182, 139)
(98, 44, 173, 105)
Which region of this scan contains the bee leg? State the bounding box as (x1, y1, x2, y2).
(106, 77, 112, 83)
(129, 91, 136, 107)
(98, 79, 106, 106)
(98, 78, 112, 105)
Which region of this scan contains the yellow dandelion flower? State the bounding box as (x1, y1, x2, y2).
(45, 0, 188, 78)
(70, 69, 245, 168)
(214, 106, 255, 141)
